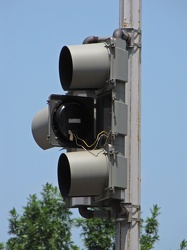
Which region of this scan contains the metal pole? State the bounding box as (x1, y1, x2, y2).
(116, 0, 142, 249)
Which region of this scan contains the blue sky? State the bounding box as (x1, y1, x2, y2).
(1, 1, 187, 249)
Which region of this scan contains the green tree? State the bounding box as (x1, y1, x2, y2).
(2, 183, 186, 249)
(75, 205, 160, 250)
(77, 204, 187, 250)
(0, 243, 4, 250)
(73, 201, 186, 250)
(5, 183, 78, 250)
(75, 208, 115, 250)
(180, 240, 187, 250)
(140, 204, 160, 250)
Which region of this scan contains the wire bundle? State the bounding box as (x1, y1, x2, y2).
(68, 130, 111, 152)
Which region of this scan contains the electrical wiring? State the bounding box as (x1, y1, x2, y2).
(76, 130, 110, 148)
(73, 134, 106, 157)
(91, 134, 108, 150)
(67, 129, 111, 156)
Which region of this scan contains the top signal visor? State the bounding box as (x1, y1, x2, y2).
(59, 43, 110, 91)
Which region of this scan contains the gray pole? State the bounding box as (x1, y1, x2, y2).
(115, 0, 142, 249)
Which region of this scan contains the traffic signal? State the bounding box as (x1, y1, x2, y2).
(32, 95, 95, 150)
(32, 30, 129, 211)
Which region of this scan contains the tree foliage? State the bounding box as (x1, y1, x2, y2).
(180, 240, 187, 250)
(75, 208, 115, 250)
(140, 204, 160, 250)
(4, 183, 78, 250)
(75, 204, 160, 250)
(0, 243, 4, 250)
(1, 184, 186, 250)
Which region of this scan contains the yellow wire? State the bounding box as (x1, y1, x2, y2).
(73, 135, 106, 156)
(75, 130, 110, 148)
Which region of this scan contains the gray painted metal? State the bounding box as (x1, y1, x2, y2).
(63, 37, 129, 207)
(112, 38, 128, 81)
(59, 43, 110, 90)
(31, 35, 130, 209)
(31, 107, 51, 150)
(58, 150, 108, 197)
(116, 0, 142, 249)
(59, 37, 128, 207)
(112, 100, 128, 135)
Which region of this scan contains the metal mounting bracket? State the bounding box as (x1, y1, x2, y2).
(121, 28, 142, 48)
(116, 202, 141, 223)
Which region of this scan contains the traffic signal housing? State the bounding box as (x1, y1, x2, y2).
(32, 32, 129, 211)
(59, 43, 110, 90)
(48, 94, 94, 149)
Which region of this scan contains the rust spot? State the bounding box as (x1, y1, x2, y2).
(124, 21, 129, 27)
